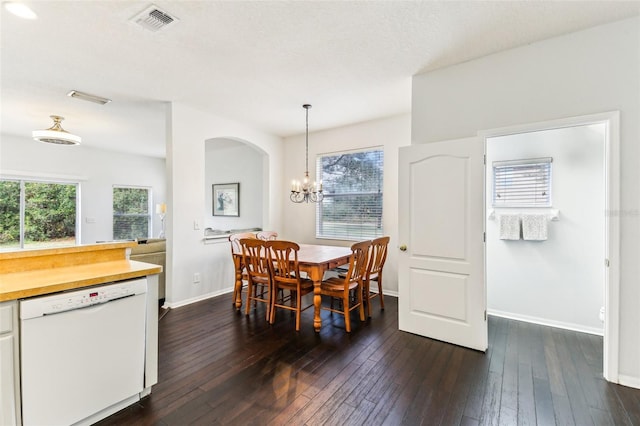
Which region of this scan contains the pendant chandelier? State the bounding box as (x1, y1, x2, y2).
(290, 104, 323, 203)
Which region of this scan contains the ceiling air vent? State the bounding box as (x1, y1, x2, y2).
(131, 5, 177, 32)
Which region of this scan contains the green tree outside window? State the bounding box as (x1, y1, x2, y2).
(316, 148, 384, 240)
(113, 187, 151, 240)
(0, 179, 77, 249)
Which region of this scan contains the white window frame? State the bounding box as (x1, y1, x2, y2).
(0, 177, 80, 250)
(315, 147, 384, 241)
(112, 185, 152, 240)
(492, 157, 553, 207)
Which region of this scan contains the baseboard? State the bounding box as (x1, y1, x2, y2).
(487, 309, 604, 336)
(166, 286, 397, 309)
(165, 287, 233, 309)
(158, 307, 170, 321)
(378, 288, 398, 298)
(618, 374, 640, 390)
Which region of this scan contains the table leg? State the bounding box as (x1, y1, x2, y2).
(313, 281, 322, 332)
(233, 257, 243, 310)
(306, 266, 324, 332)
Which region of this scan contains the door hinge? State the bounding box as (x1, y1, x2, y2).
(483, 232, 486, 243)
(484, 310, 487, 321)
(483, 154, 486, 165)
(605, 258, 610, 267)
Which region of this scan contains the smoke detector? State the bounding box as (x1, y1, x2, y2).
(131, 4, 177, 32)
(32, 115, 81, 146)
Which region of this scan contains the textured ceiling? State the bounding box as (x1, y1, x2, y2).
(1, 1, 638, 158)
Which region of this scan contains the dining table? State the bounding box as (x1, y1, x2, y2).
(232, 243, 352, 332)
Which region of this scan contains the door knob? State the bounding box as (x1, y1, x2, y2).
(399, 245, 407, 251)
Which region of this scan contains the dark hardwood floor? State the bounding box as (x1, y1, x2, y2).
(97, 294, 640, 425)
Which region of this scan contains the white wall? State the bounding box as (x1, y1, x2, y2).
(486, 124, 605, 335)
(0, 134, 166, 243)
(166, 102, 283, 307)
(412, 17, 640, 384)
(205, 139, 264, 231)
(281, 114, 411, 295)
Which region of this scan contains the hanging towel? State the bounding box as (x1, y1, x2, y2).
(522, 214, 548, 241)
(498, 214, 521, 240)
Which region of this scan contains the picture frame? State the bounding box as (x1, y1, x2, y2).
(213, 183, 240, 217)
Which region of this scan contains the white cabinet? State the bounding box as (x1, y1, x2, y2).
(0, 300, 21, 426)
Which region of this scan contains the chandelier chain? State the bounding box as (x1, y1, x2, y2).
(305, 105, 309, 175)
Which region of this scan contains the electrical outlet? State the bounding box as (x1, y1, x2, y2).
(193, 273, 201, 283)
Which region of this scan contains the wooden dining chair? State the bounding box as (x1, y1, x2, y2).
(256, 231, 278, 241)
(239, 238, 271, 320)
(229, 232, 257, 309)
(266, 240, 314, 331)
(320, 240, 371, 332)
(364, 236, 390, 318)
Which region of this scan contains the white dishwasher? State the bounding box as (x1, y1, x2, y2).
(20, 278, 147, 426)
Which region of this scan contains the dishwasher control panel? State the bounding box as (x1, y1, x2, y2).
(20, 278, 147, 319)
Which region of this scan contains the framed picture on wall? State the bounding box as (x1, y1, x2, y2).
(213, 183, 240, 217)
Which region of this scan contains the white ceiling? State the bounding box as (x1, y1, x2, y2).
(2, 1, 638, 159)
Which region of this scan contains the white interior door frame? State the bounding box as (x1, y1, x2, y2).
(478, 111, 620, 383)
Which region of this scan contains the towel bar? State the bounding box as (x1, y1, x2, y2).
(488, 209, 560, 221)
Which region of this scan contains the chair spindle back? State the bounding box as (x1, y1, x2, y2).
(267, 240, 300, 285)
(344, 240, 372, 287)
(229, 232, 257, 255)
(256, 231, 278, 241)
(368, 236, 390, 277)
(239, 238, 269, 280)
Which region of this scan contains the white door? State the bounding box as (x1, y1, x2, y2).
(398, 137, 487, 351)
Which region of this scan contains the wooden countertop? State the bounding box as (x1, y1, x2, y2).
(0, 260, 161, 301)
(0, 241, 136, 261)
(0, 242, 162, 302)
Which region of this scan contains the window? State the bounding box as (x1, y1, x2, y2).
(316, 148, 383, 240)
(0, 179, 78, 250)
(113, 186, 151, 240)
(492, 157, 552, 207)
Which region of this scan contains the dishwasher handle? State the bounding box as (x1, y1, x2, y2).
(20, 278, 148, 320)
(41, 293, 136, 317)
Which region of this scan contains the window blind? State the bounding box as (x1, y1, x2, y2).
(316, 148, 383, 240)
(492, 157, 552, 207)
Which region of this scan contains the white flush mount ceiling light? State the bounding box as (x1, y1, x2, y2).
(4, 2, 37, 19)
(67, 90, 111, 105)
(32, 116, 81, 146)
